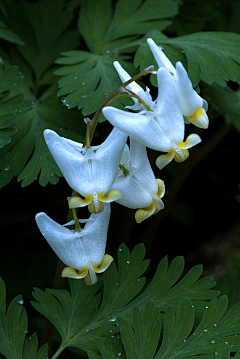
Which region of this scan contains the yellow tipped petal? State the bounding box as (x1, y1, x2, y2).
(61, 266, 88, 279)
(135, 201, 156, 223)
(155, 149, 175, 170)
(99, 189, 122, 203)
(156, 179, 165, 198)
(88, 193, 105, 214)
(84, 272, 98, 285)
(68, 195, 92, 209)
(187, 108, 208, 129)
(174, 148, 189, 163)
(94, 254, 114, 273)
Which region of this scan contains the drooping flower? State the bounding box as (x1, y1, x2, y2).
(147, 38, 209, 129)
(103, 68, 201, 169)
(35, 204, 113, 285)
(111, 138, 165, 223)
(114, 61, 155, 112)
(44, 127, 127, 213)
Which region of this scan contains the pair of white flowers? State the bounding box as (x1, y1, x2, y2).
(36, 38, 209, 285)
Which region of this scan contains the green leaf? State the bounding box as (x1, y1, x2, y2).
(0, 79, 85, 188)
(201, 83, 240, 132)
(88, 334, 126, 359)
(0, 64, 31, 149)
(117, 297, 240, 359)
(32, 244, 219, 354)
(55, 52, 135, 116)
(135, 30, 240, 87)
(78, 0, 179, 53)
(0, 20, 24, 45)
(3, 0, 79, 82)
(159, 32, 240, 86)
(0, 277, 48, 359)
(120, 302, 161, 359)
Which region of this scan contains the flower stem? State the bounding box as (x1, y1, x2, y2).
(83, 66, 156, 147)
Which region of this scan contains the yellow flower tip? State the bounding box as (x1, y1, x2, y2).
(156, 178, 165, 198)
(135, 201, 156, 223)
(68, 195, 92, 209)
(188, 107, 204, 121)
(99, 189, 122, 203)
(88, 200, 104, 214)
(94, 254, 114, 273)
(61, 266, 88, 279)
(187, 107, 208, 129)
(174, 148, 189, 163)
(84, 272, 98, 286)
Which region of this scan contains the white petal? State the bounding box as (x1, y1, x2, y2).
(175, 62, 203, 116)
(103, 107, 171, 152)
(44, 128, 127, 196)
(156, 68, 185, 143)
(112, 176, 152, 209)
(114, 61, 143, 95)
(147, 38, 176, 75)
(129, 138, 158, 194)
(180, 134, 202, 149)
(35, 204, 110, 269)
(81, 204, 111, 265)
(35, 212, 88, 269)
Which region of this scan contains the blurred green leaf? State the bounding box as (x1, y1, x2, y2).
(0, 277, 48, 359)
(2, 0, 79, 82)
(0, 19, 24, 45)
(201, 83, 240, 132)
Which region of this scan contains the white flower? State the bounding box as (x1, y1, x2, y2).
(35, 204, 113, 285)
(44, 128, 127, 213)
(147, 38, 209, 129)
(111, 138, 165, 223)
(103, 68, 201, 169)
(114, 61, 155, 113)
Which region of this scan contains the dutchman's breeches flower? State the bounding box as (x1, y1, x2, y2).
(35, 204, 113, 285)
(103, 68, 201, 169)
(147, 38, 209, 129)
(44, 128, 127, 213)
(113, 61, 156, 112)
(111, 138, 165, 223)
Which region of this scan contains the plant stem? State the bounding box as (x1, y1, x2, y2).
(83, 66, 156, 147)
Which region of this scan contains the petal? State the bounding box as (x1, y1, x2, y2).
(114, 61, 143, 95)
(35, 212, 88, 269)
(98, 189, 122, 203)
(135, 201, 156, 223)
(156, 68, 185, 143)
(129, 138, 158, 194)
(147, 38, 176, 75)
(68, 195, 92, 209)
(178, 134, 202, 150)
(62, 267, 88, 279)
(94, 254, 114, 273)
(112, 176, 153, 209)
(155, 149, 175, 170)
(175, 62, 203, 116)
(103, 107, 171, 152)
(187, 107, 209, 129)
(44, 128, 127, 196)
(174, 149, 189, 163)
(82, 204, 111, 266)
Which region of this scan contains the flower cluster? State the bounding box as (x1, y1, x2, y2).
(35, 39, 209, 285)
